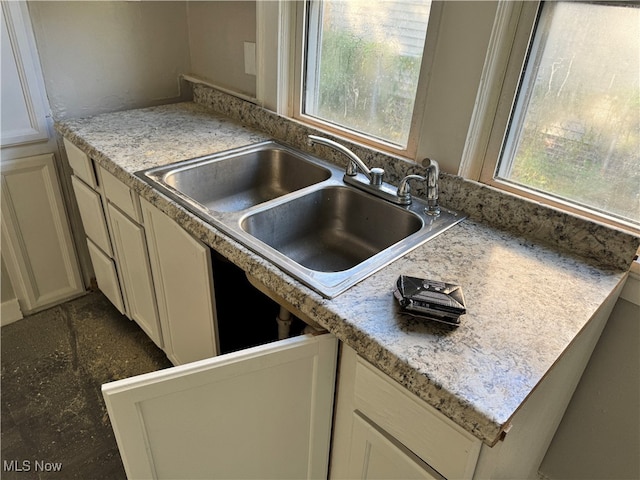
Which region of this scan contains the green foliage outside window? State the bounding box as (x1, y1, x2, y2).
(311, 30, 421, 146)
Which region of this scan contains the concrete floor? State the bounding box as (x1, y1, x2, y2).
(1, 292, 173, 479)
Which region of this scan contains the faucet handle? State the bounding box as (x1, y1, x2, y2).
(397, 174, 427, 203)
(370, 167, 385, 186)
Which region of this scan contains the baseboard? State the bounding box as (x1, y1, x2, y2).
(1, 298, 23, 326)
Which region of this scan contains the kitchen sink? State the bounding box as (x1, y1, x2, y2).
(241, 187, 422, 272)
(137, 141, 464, 298)
(142, 141, 331, 212)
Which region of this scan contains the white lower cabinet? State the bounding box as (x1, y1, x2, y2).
(140, 198, 219, 365)
(71, 174, 113, 256)
(330, 345, 482, 480)
(107, 203, 162, 348)
(347, 413, 441, 479)
(0, 154, 83, 314)
(86, 239, 126, 314)
(64, 138, 219, 364)
(102, 333, 338, 480)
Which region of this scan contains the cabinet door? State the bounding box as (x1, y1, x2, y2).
(348, 413, 443, 480)
(102, 333, 338, 480)
(0, 154, 83, 313)
(141, 198, 218, 364)
(107, 203, 162, 348)
(71, 175, 112, 256)
(86, 239, 125, 314)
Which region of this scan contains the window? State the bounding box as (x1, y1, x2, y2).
(482, 1, 640, 231)
(298, 0, 433, 154)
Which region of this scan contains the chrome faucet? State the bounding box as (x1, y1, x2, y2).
(308, 135, 385, 186)
(307, 135, 440, 211)
(308, 135, 404, 204)
(424, 158, 440, 215)
(397, 159, 440, 215)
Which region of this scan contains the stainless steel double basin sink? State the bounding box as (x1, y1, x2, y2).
(137, 141, 464, 298)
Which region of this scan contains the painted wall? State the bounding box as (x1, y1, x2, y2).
(416, 1, 498, 174)
(540, 278, 640, 480)
(186, 1, 256, 97)
(28, 1, 191, 120)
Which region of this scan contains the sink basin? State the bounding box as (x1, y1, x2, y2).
(241, 187, 422, 272)
(237, 186, 463, 297)
(137, 141, 465, 298)
(142, 141, 331, 212)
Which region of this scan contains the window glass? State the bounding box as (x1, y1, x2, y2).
(303, 0, 432, 148)
(497, 2, 640, 227)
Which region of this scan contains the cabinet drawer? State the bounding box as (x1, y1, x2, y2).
(64, 138, 97, 188)
(71, 175, 112, 256)
(86, 239, 125, 315)
(353, 357, 481, 480)
(100, 166, 141, 223)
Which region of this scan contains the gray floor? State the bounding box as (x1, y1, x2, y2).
(1, 292, 173, 479)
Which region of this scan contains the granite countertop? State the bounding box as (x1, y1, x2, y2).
(57, 100, 630, 446)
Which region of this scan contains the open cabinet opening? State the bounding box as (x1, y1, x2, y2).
(211, 250, 308, 354)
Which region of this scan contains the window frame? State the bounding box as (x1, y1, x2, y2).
(468, 0, 639, 234)
(289, 0, 441, 159)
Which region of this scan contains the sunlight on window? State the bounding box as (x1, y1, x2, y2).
(498, 2, 640, 227)
(304, 0, 432, 147)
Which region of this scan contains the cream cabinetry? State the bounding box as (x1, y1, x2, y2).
(140, 198, 218, 364)
(102, 333, 337, 479)
(66, 140, 127, 315)
(1, 2, 83, 320)
(1, 154, 84, 316)
(331, 345, 481, 480)
(107, 203, 161, 347)
(71, 175, 113, 256)
(85, 239, 125, 314)
(347, 413, 441, 479)
(64, 137, 219, 363)
(331, 292, 617, 480)
(65, 140, 159, 336)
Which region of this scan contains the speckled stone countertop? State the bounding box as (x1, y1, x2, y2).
(57, 100, 634, 446)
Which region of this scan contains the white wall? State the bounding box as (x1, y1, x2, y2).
(28, 1, 192, 120)
(187, 1, 256, 98)
(540, 275, 640, 480)
(416, 1, 498, 174)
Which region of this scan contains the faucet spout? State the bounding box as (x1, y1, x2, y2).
(308, 135, 373, 181)
(307, 134, 413, 205)
(424, 158, 440, 215)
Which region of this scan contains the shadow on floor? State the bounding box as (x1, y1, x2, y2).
(1, 292, 173, 480)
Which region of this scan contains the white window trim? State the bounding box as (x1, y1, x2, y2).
(458, 0, 538, 180)
(282, 0, 442, 160)
(256, 1, 291, 113)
